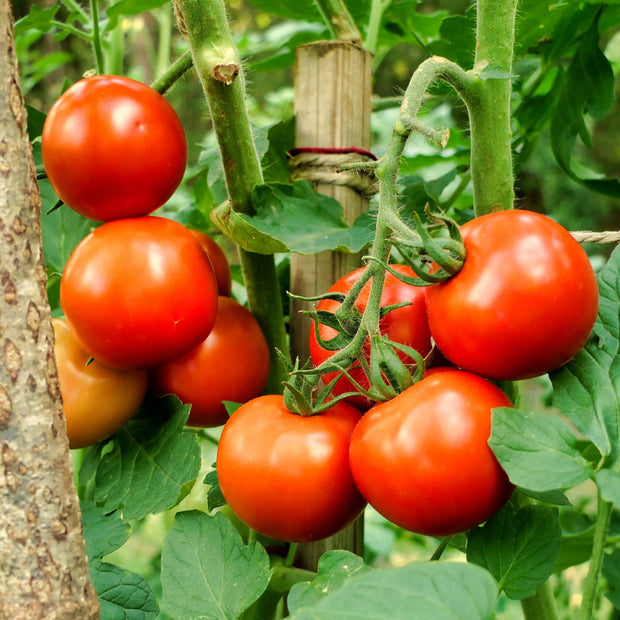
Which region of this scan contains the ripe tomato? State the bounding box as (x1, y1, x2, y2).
(189, 230, 232, 297)
(52, 318, 148, 449)
(349, 368, 514, 537)
(150, 296, 270, 428)
(425, 210, 599, 381)
(42, 75, 187, 222)
(309, 264, 432, 409)
(60, 216, 218, 370)
(217, 395, 366, 542)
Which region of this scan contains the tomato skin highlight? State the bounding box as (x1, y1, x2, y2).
(425, 210, 599, 381)
(217, 395, 366, 542)
(42, 75, 187, 222)
(52, 318, 148, 449)
(189, 230, 232, 297)
(349, 368, 514, 537)
(60, 216, 218, 370)
(150, 296, 270, 428)
(309, 264, 432, 410)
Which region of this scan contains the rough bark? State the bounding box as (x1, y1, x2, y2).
(0, 2, 99, 617)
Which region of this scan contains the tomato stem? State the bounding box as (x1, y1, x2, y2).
(150, 51, 193, 95)
(578, 492, 613, 620)
(174, 0, 290, 393)
(312, 0, 361, 42)
(429, 536, 451, 561)
(88, 0, 105, 74)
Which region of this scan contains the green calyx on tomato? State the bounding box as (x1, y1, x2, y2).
(42, 74, 187, 222)
(217, 394, 366, 543)
(60, 216, 219, 370)
(349, 367, 514, 537)
(425, 209, 599, 381)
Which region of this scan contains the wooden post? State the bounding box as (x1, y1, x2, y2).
(290, 40, 373, 569)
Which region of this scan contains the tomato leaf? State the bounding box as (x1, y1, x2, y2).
(287, 550, 371, 613)
(161, 511, 271, 620)
(81, 501, 131, 561)
(89, 559, 159, 620)
(595, 470, 620, 509)
(551, 244, 620, 463)
(93, 396, 201, 521)
(287, 561, 497, 620)
(466, 504, 561, 600)
(489, 407, 594, 492)
(203, 467, 226, 512)
(212, 181, 374, 255)
(603, 549, 620, 610)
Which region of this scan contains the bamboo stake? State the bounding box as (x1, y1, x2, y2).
(290, 40, 372, 570)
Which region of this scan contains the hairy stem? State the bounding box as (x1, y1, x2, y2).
(150, 50, 193, 94)
(521, 581, 560, 620)
(174, 0, 289, 392)
(313, 0, 361, 42)
(579, 493, 613, 620)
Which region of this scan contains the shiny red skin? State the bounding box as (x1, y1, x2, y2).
(217, 395, 366, 542)
(349, 368, 514, 537)
(42, 75, 187, 222)
(60, 216, 218, 370)
(309, 264, 432, 410)
(150, 296, 270, 428)
(189, 230, 232, 297)
(425, 210, 599, 381)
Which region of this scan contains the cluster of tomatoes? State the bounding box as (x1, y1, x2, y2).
(42, 75, 270, 448)
(217, 209, 600, 542)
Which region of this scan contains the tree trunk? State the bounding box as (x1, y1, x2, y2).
(0, 2, 99, 617)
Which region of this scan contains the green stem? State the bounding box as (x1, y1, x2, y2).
(89, 0, 105, 74)
(58, 0, 89, 23)
(150, 50, 193, 94)
(313, 0, 361, 42)
(430, 536, 451, 561)
(155, 4, 172, 79)
(106, 17, 125, 76)
(579, 493, 613, 620)
(176, 0, 289, 393)
(363, 0, 384, 55)
(51, 20, 92, 40)
(469, 0, 518, 215)
(521, 581, 560, 620)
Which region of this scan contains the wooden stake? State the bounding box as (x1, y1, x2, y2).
(290, 40, 373, 570)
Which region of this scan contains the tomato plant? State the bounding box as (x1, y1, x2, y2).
(60, 216, 218, 370)
(52, 318, 148, 449)
(425, 210, 599, 381)
(42, 75, 187, 222)
(217, 394, 366, 542)
(150, 296, 270, 428)
(309, 264, 432, 409)
(189, 230, 232, 297)
(349, 368, 514, 537)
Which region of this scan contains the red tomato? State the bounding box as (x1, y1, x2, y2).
(42, 75, 187, 222)
(309, 264, 432, 409)
(217, 395, 366, 542)
(425, 210, 599, 381)
(52, 318, 148, 449)
(60, 216, 218, 370)
(150, 296, 270, 428)
(189, 230, 232, 297)
(349, 368, 514, 537)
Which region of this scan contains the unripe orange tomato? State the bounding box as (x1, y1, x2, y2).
(52, 318, 148, 449)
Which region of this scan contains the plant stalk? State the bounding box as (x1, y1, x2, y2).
(175, 0, 289, 393)
(313, 0, 361, 42)
(89, 0, 105, 74)
(469, 0, 518, 215)
(578, 493, 613, 620)
(521, 581, 560, 620)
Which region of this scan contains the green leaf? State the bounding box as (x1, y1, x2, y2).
(477, 65, 517, 81)
(26, 105, 46, 140)
(466, 504, 561, 600)
(551, 244, 620, 462)
(81, 501, 131, 561)
(596, 469, 620, 509)
(212, 181, 374, 255)
(603, 549, 620, 609)
(555, 528, 594, 572)
(106, 0, 170, 29)
(549, 17, 620, 197)
(288, 561, 497, 620)
(242, 0, 319, 21)
(426, 6, 476, 70)
(94, 396, 201, 521)
(90, 559, 159, 620)
(203, 467, 226, 512)
(288, 551, 371, 613)
(14, 4, 59, 34)
(161, 511, 271, 620)
(489, 407, 594, 492)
